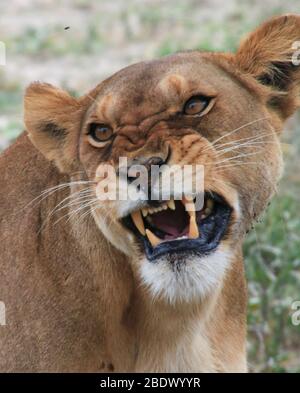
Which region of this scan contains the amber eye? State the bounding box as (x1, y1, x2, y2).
(183, 96, 210, 115)
(88, 123, 113, 145)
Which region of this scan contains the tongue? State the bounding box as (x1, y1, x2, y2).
(150, 201, 189, 239)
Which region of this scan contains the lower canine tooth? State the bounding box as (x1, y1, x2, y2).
(145, 229, 161, 247)
(204, 208, 212, 216)
(189, 216, 199, 239)
(207, 199, 214, 209)
(131, 210, 145, 235)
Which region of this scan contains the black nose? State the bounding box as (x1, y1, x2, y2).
(126, 156, 166, 185)
(141, 156, 165, 171)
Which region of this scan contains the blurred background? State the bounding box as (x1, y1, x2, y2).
(0, 0, 299, 372)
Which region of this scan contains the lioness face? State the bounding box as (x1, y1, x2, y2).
(24, 15, 300, 303)
(77, 54, 281, 303)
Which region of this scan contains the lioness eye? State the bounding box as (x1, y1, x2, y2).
(88, 123, 113, 144)
(183, 96, 210, 115)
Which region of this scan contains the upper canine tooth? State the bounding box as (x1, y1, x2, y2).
(167, 199, 175, 210)
(182, 196, 195, 218)
(131, 210, 145, 235)
(145, 229, 161, 248)
(183, 195, 194, 202)
(142, 208, 148, 217)
(188, 215, 199, 239)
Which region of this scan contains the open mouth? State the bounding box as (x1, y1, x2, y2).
(122, 192, 232, 261)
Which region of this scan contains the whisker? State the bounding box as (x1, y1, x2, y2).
(77, 201, 100, 224)
(215, 151, 261, 165)
(211, 117, 270, 146)
(215, 134, 279, 155)
(216, 141, 280, 156)
(22, 180, 96, 212)
(52, 198, 98, 228)
(207, 177, 233, 188)
(66, 204, 95, 224)
(215, 162, 259, 171)
(214, 131, 274, 151)
(37, 188, 94, 233)
(53, 192, 95, 216)
(202, 116, 271, 153)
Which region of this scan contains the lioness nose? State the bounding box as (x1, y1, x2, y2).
(127, 156, 165, 185)
(127, 156, 165, 183)
(142, 156, 165, 171)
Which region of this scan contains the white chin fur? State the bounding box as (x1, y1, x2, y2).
(139, 246, 231, 304)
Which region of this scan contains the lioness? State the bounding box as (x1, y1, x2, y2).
(0, 15, 299, 372)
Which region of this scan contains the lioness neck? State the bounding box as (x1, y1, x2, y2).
(70, 205, 247, 372)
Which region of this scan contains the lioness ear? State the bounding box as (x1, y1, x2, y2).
(235, 14, 300, 118)
(24, 82, 85, 173)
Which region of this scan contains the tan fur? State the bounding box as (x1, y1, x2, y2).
(1, 15, 300, 372)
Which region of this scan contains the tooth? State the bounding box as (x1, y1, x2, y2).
(188, 216, 199, 239)
(203, 199, 214, 216)
(131, 210, 145, 235)
(207, 199, 214, 210)
(142, 208, 148, 217)
(184, 195, 193, 202)
(162, 204, 168, 210)
(182, 196, 196, 218)
(145, 229, 161, 247)
(145, 215, 153, 224)
(167, 199, 175, 210)
(204, 207, 212, 216)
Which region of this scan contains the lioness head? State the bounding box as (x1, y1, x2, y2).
(24, 15, 300, 303)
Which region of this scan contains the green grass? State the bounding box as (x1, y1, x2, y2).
(245, 193, 300, 372)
